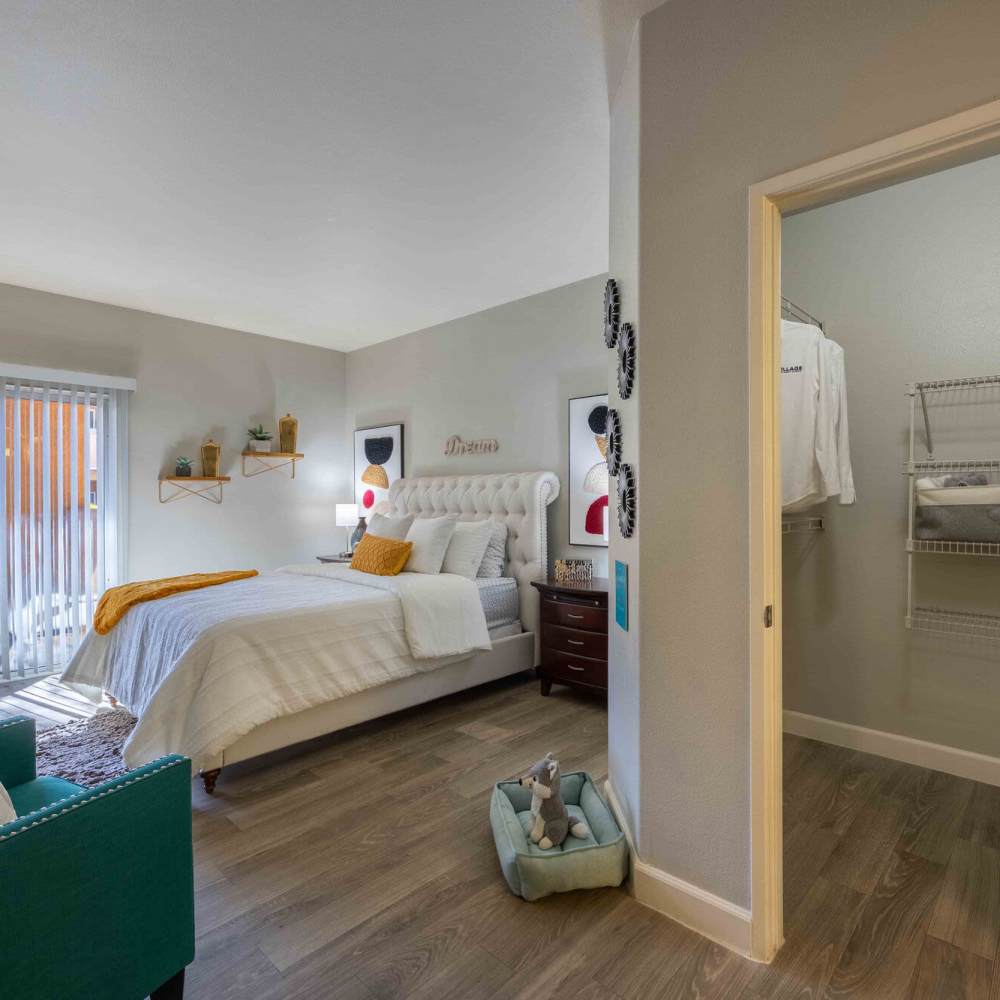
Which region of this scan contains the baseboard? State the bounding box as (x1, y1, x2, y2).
(784, 710, 1000, 788)
(604, 778, 753, 959)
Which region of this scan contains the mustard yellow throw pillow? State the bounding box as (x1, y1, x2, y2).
(350, 533, 413, 576)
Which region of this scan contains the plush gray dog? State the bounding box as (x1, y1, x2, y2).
(519, 753, 589, 849)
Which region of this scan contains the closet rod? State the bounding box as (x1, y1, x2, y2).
(781, 296, 825, 334)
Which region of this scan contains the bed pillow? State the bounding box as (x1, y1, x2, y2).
(349, 533, 413, 576)
(404, 516, 457, 574)
(366, 512, 415, 540)
(477, 520, 508, 578)
(442, 520, 495, 579)
(0, 780, 15, 825)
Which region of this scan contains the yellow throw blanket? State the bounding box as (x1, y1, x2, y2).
(93, 570, 259, 635)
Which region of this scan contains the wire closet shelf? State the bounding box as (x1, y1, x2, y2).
(905, 373, 1000, 638)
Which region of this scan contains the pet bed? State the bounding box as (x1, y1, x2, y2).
(490, 772, 628, 901)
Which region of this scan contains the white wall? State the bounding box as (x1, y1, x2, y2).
(613, 0, 1000, 911)
(783, 154, 1000, 758)
(345, 276, 610, 575)
(0, 283, 350, 580)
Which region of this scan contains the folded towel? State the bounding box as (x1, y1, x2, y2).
(94, 570, 259, 634)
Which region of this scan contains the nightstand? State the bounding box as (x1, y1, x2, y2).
(316, 554, 353, 564)
(531, 577, 609, 697)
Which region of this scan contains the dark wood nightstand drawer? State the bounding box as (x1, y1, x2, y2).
(542, 649, 607, 689)
(541, 596, 607, 632)
(546, 624, 607, 660)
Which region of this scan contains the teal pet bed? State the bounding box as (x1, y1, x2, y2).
(490, 772, 628, 901)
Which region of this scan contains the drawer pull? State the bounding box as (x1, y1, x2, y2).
(567, 664, 585, 672)
(567, 639, 584, 646)
(566, 613, 585, 620)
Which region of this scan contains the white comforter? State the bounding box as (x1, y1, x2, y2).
(62, 565, 491, 770)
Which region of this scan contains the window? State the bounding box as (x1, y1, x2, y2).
(0, 373, 130, 679)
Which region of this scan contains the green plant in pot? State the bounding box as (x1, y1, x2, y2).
(175, 456, 193, 477)
(247, 424, 273, 453)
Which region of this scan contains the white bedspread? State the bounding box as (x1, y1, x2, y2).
(62, 565, 491, 770)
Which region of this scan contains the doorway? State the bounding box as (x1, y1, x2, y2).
(748, 99, 1000, 963)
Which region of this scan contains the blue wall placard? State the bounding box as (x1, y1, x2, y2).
(615, 560, 628, 631)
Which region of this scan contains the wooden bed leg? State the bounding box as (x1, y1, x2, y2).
(200, 768, 222, 795)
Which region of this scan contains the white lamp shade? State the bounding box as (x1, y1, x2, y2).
(336, 503, 359, 527)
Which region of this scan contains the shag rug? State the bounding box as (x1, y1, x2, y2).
(36, 709, 138, 787)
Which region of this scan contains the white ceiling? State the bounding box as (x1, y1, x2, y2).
(0, 1, 610, 351)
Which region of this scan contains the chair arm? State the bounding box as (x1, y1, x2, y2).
(0, 716, 36, 787)
(0, 755, 195, 1000)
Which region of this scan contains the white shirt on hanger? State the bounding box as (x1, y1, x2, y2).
(824, 338, 856, 506)
(781, 320, 838, 510)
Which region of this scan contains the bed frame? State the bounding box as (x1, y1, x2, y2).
(197, 471, 559, 792)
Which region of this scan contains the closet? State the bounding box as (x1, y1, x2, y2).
(778, 153, 1000, 934)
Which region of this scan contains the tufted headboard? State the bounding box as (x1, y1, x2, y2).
(388, 471, 560, 640)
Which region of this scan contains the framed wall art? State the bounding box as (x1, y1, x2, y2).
(354, 423, 404, 516)
(568, 393, 609, 547)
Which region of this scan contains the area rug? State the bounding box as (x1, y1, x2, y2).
(35, 709, 138, 787)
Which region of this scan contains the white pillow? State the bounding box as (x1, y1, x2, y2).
(0, 780, 16, 825)
(404, 516, 457, 574)
(477, 520, 508, 578)
(442, 520, 495, 579)
(367, 512, 415, 540)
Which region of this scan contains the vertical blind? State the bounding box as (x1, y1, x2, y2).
(0, 378, 129, 679)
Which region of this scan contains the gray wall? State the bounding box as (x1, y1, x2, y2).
(0, 283, 349, 580)
(607, 25, 642, 843)
(783, 154, 1000, 758)
(611, 0, 1000, 910)
(345, 276, 610, 575)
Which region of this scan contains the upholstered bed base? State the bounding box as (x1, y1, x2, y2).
(198, 471, 559, 788)
(201, 631, 534, 773)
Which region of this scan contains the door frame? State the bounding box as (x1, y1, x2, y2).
(747, 97, 1000, 963)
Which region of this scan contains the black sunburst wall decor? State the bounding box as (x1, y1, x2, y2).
(617, 323, 636, 399)
(604, 278, 621, 348)
(617, 463, 636, 539)
(606, 408, 622, 478)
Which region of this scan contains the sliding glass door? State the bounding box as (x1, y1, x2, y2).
(0, 379, 128, 679)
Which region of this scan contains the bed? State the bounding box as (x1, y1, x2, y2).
(63, 471, 559, 790)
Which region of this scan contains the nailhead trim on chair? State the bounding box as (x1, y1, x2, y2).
(0, 716, 31, 729)
(0, 756, 188, 842)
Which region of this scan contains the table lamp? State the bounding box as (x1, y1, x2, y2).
(336, 503, 359, 555)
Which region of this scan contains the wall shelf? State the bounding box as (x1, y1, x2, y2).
(241, 451, 304, 479)
(158, 476, 230, 505)
(783, 516, 824, 534)
(908, 539, 1000, 557)
(905, 373, 1000, 640)
(906, 607, 1000, 640)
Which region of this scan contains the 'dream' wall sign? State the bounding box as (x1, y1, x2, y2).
(443, 436, 499, 456)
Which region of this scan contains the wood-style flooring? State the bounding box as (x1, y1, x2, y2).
(4, 673, 1000, 998)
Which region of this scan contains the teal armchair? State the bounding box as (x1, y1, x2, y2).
(0, 716, 195, 1000)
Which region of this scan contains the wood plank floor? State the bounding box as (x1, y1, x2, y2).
(5, 675, 1000, 998)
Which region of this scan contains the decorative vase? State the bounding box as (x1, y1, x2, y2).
(350, 516, 368, 552)
(279, 413, 298, 454)
(201, 439, 221, 478)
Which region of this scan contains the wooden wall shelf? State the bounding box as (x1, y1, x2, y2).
(241, 451, 305, 479)
(158, 476, 231, 505)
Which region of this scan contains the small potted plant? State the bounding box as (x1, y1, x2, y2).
(247, 424, 273, 453)
(175, 456, 193, 477)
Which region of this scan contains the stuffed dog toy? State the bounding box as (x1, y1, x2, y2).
(519, 753, 589, 849)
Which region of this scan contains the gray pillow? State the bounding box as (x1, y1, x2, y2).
(477, 520, 508, 578)
(367, 512, 415, 540)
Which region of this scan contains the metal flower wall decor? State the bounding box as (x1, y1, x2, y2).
(617, 323, 636, 400)
(604, 279, 621, 348)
